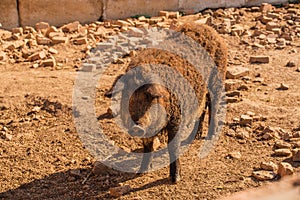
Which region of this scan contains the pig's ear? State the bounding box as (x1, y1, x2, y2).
(146, 85, 165, 98)
(105, 74, 124, 98)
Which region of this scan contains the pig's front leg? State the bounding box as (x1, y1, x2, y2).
(138, 139, 154, 174)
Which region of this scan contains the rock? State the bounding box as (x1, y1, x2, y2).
(225, 79, 243, 91)
(252, 42, 264, 48)
(253, 115, 265, 122)
(277, 162, 294, 177)
(226, 129, 236, 137)
(260, 3, 274, 12)
(286, 60, 296, 67)
(239, 115, 253, 126)
(136, 21, 148, 28)
(292, 149, 300, 162)
(226, 91, 240, 97)
(69, 169, 81, 177)
(194, 17, 210, 25)
(296, 67, 300, 72)
(0, 51, 7, 61)
(258, 15, 273, 24)
(73, 37, 88, 45)
(32, 106, 41, 112)
(6, 41, 25, 51)
(48, 31, 65, 39)
(116, 20, 132, 27)
(277, 129, 291, 141)
(231, 24, 244, 36)
(109, 185, 131, 197)
(159, 11, 179, 19)
(267, 12, 281, 19)
(12, 27, 23, 34)
(1, 132, 13, 141)
(138, 16, 148, 23)
(228, 151, 242, 159)
(153, 137, 161, 151)
(235, 128, 250, 139)
(266, 22, 280, 31)
(267, 34, 277, 44)
(250, 7, 260, 12)
(274, 149, 292, 157)
(246, 111, 255, 117)
(262, 132, 276, 140)
(92, 161, 113, 175)
(48, 47, 58, 54)
(61, 21, 80, 33)
(127, 27, 144, 37)
(238, 84, 249, 91)
(293, 131, 300, 138)
(159, 11, 169, 18)
(277, 83, 289, 90)
(226, 97, 240, 103)
(272, 28, 281, 35)
(253, 29, 265, 36)
(168, 11, 180, 19)
(249, 56, 270, 64)
(276, 37, 286, 48)
(260, 161, 278, 172)
(113, 58, 125, 64)
(40, 56, 56, 67)
(226, 65, 250, 79)
(28, 51, 46, 61)
(253, 77, 264, 83)
(252, 170, 276, 181)
(96, 42, 114, 49)
(46, 26, 59, 37)
(274, 140, 292, 149)
(24, 26, 37, 34)
(261, 126, 280, 140)
(32, 63, 39, 68)
(292, 141, 300, 148)
(280, 33, 294, 41)
(11, 33, 21, 40)
(36, 36, 52, 45)
(35, 22, 50, 32)
(52, 36, 68, 44)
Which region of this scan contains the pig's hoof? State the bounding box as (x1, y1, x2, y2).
(171, 175, 181, 183)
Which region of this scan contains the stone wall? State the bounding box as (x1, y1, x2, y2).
(0, 0, 291, 29)
(0, 0, 19, 29)
(18, 0, 103, 28)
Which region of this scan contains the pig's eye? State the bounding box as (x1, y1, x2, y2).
(145, 92, 153, 99)
(146, 92, 162, 99)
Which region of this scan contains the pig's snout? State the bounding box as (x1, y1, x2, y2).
(131, 125, 146, 137)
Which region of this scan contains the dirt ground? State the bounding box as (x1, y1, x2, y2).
(1, 4, 300, 200)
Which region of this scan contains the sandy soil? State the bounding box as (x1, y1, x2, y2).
(0, 4, 300, 200)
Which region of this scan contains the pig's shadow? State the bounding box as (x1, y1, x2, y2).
(131, 177, 169, 193)
(0, 167, 170, 199)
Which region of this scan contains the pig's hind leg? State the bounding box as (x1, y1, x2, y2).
(167, 122, 181, 183)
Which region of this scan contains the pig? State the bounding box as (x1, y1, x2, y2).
(105, 22, 228, 183)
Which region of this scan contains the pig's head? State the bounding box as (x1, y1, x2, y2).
(128, 83, 170, 138)
(110, 65, 172, 138)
